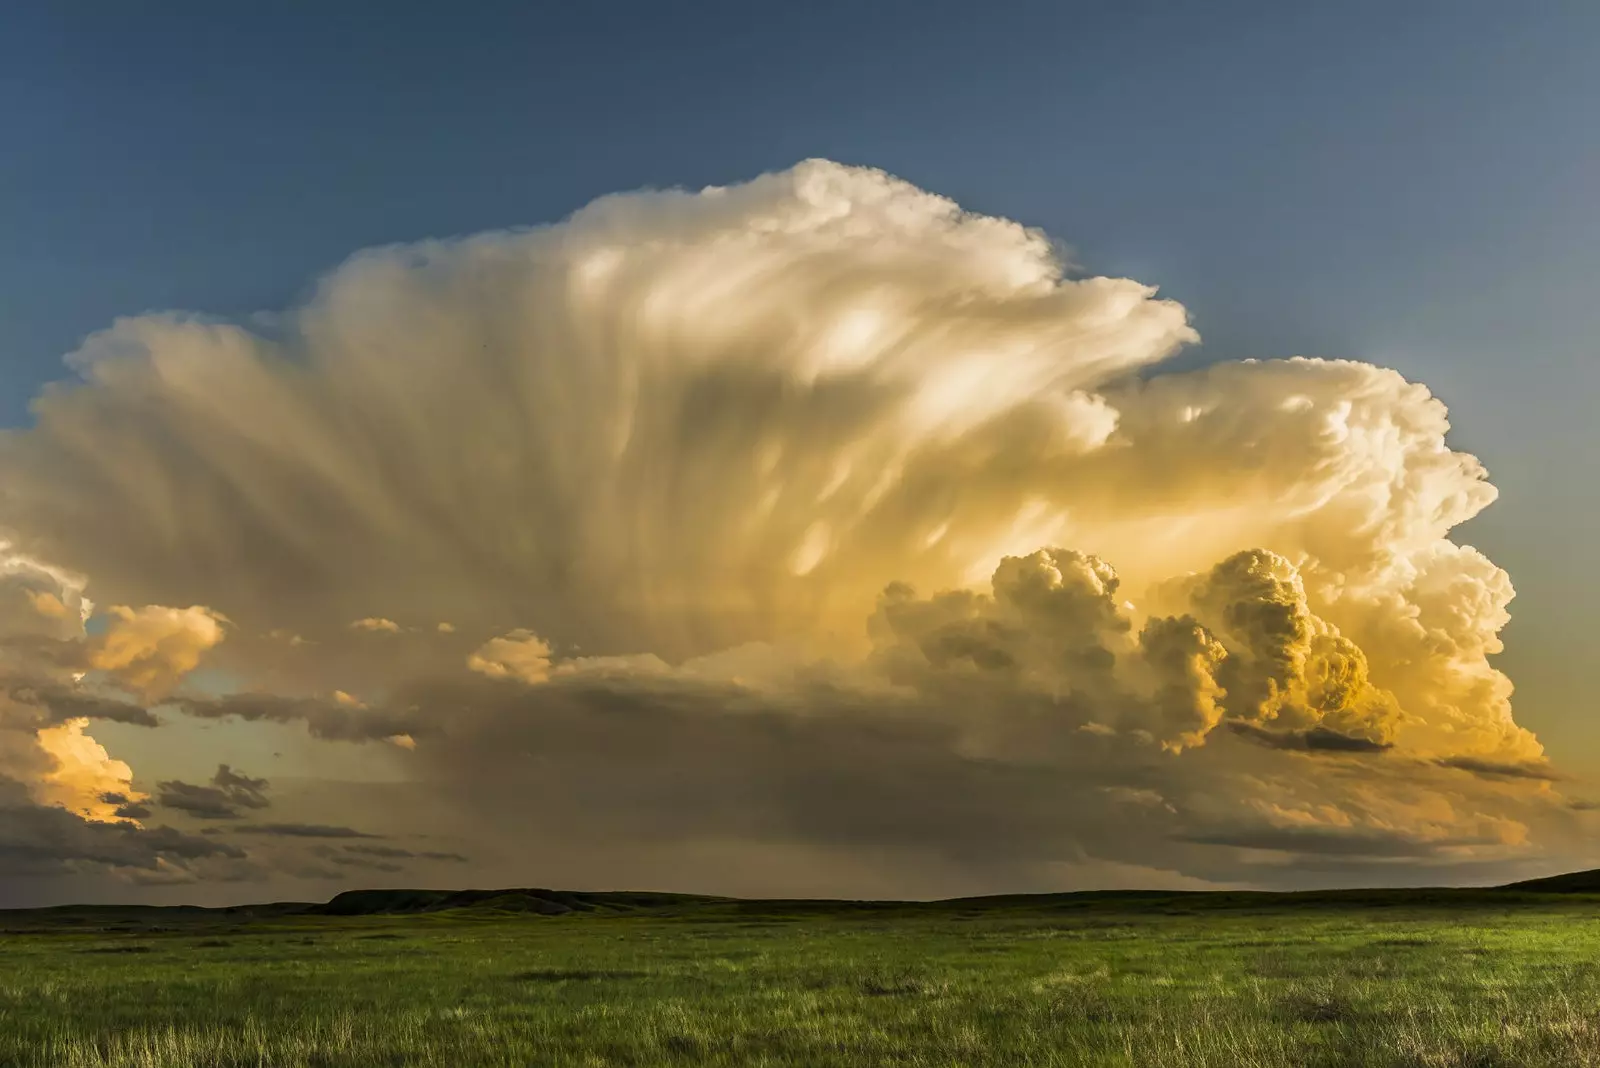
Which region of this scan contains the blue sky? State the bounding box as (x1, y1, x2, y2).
(4, 1, 1598, 763)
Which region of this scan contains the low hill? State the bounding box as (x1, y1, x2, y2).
(308, 887, 715, 917)
(1500, 868, 1600, 894)
(7, 870, 1600, 929)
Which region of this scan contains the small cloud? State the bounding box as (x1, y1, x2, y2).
(437, 622, 456, 634)
(332, 690, 366, 709)
(233, 823, 383, 839)
(155, 764, 271, 820)
(350, 617, 401, 634)
(386, 733, 417, 750)
(343, 844, 469, 863)
(1435, 756, 1560, 782)
(1228, 722, 1392, 754)
(467, 629, 552, 685)
(98, 791, 154, 820)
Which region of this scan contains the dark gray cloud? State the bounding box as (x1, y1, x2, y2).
(0, 778, 245, 877)
(333, 857, 403, 873)
(172, 693, 423, 743)
(156, 764, 270, 820)
(1227, 722, 1393, 753)
(1176, 827, 1498, 860)
(198, 667, 1553, 895)
(1435, 756, 1561, 782)
(343, 844, 469, 862)
(5, 683, 160, 728)
(232, 823, 382, 839)
(98, 792, 154, 820)
(302, 845, 407, 874)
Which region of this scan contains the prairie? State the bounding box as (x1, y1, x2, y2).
(3, 887, 1599, 1067)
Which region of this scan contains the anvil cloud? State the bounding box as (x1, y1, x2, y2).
(0, 161, 1581, 902)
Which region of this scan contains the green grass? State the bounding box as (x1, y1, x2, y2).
(5, 894, 1600, 1066)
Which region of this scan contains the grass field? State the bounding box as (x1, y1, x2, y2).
(4, 889, 1600, 1067)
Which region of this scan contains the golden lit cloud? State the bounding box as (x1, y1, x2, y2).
(88, 605, 227, 700)
(33, 718, 141, 822)
(466, 630, 553, 685)
(26, 590, 69, 622)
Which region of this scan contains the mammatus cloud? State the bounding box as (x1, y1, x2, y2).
(0, 160, 1584, 898)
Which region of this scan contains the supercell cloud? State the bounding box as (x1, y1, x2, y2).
(0, 160, 1581, 900)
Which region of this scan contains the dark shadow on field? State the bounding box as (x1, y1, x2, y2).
(510, 967, 649, 982)
(856, 973, 945, 997)
(1279, 983, 1358, 1025)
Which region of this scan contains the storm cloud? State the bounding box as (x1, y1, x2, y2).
(0, 161, 1580, 899)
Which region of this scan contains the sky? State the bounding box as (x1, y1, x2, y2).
(1, 2, 1597, 906)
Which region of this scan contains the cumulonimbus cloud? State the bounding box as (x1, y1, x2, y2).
(0, 160, 1575, 896)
